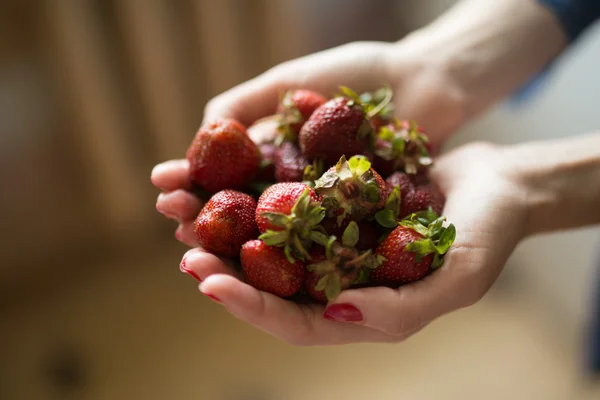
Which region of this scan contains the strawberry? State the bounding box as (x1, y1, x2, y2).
(403, 182, 445, 217)
(247, 115, 281, 146)
(256, 143, 277, 181)
(359, 87, 395, 132)
(273, 142, 309, 182)
(187, 118, 260, 193)
(322, 219, 379, 251)
(304, 221, 384, 302)
(314, 155, 386, 227)
(384, 171, 445, 219)
(194, 190, 258, 258)
(276, 89, 327, 142)
(256, 182, 326, 262)
(304, 269, 328, 303)
(374, 119, 433, 176)
(241, 240, 305, 297)
(299, 86, 394, 166)
(372, 210, 456, 285)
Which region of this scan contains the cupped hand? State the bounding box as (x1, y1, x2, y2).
(153, 139, 528, 345)
(153, 40, 466, 246)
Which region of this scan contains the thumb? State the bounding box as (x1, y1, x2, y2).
(322, 246, 481, 338)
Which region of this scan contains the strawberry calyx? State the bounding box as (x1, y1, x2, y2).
(259, 188, 327, 263)
(338, 85, 393, 121)
(307, 221, 385, 301)
(315, 155, 384, 226)
(399, 208, 456, 268)
(374, 184, 402, 229)
(275, 90, 304, 145)
(375, 119, 433, 174)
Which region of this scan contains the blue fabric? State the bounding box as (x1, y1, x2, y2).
(511, 0, 600, 105)
(538, 0, 600, 41)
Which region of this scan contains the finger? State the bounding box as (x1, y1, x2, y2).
(203, 43, 392, 127)
(179, 248, 242, 281)
(325, 187, 500, 337)
(151, 159, 193, 191)
(156, 190, 203, 221)
(175, 221, 198, 248)
(198, 274, 395, 346)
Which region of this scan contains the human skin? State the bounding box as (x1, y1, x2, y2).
(151, 0, 600, 345)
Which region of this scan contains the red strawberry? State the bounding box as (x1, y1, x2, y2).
(256, 182, 325, 262)
(256, 143, 277, 181)
(274, 142, 309, 182)
(315, 155, 386, 227)
(298, 96, 372, 166)
(385, 171, 445, 218)
(403, 182, 445, 217)
(194, 190, 258, 257)
(247, 115, 281, 146)
(372, 211, 456, 285)
(304, 269, 328, 303)
(374, 119, 433, 176)
(241, 240, 305, 297)
(187, 118, 260, 193)
(304, 221, 384, 302)
(355, 221, 380, 251)
(277, 89, 327, 140)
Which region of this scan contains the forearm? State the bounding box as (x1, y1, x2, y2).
(507, 132, 600, 236)
(399, 0, 568, 121)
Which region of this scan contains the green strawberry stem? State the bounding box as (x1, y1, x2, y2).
(258, 188, 326, 263)
(399, 209, 457, 268)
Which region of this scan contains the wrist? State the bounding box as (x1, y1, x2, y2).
(386, 31, 470, 143)
(504, 134, 600, 236)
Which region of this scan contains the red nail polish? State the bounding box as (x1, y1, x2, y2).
(180, 259, 202, 282)
(205, 293, 221, 303)
(323, 303, 363, 322)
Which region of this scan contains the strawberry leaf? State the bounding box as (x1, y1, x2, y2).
(259, 212, 290, 228)
(315, 274, 329, 291)
(363, 180, 381, 204)
(309, 230, 330, 246)
(284, 245, 295, 264)
(315, 170, 339, 189)
(404, 238, 437, 257)
(431, 253, 444, 269)
(259, 230, 289, 246)
(435, 223, 456, 254)
(342, 221, 359, 248)
(375, 209, 398, 228)
(325, 274, 342, 301)
(384, 185, 402, 217)
(325, 235, 337, 260)
(338, 86, 361, 102)
(348, 155, 371, 176)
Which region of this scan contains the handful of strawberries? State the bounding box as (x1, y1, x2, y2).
(185, 86, 456, 303)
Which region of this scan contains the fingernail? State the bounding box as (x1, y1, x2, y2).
(323, 303, 363, 322)
(180, 259, 202, 282)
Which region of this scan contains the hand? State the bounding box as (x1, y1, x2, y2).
(153, 140, 528, 345)
(153, 40, 467, 246)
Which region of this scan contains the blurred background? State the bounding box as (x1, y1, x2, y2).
(1, 1, 599, 399)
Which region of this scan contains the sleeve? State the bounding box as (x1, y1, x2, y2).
(537, 0, 600, 41)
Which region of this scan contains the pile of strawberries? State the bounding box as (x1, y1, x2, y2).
(185, 86, 456, 303)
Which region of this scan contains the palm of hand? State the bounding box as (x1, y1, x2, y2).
(153, 140, 527, 345)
